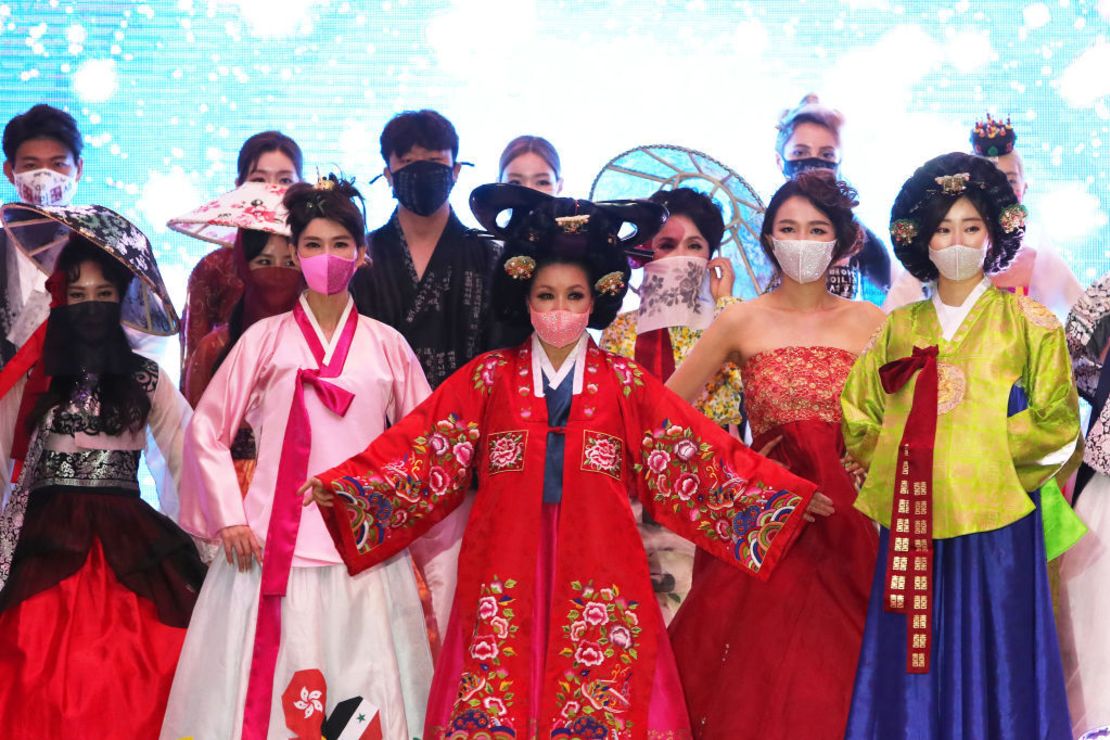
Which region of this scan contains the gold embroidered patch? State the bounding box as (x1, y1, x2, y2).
(936, 361, 966, 414)
(1017, 295, 1060, 331)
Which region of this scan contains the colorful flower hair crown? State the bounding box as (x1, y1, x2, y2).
(971, 113, 1017, 157)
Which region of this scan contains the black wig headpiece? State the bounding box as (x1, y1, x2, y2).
(471, 184, 667, 331)
(888, 152, 1027, 282)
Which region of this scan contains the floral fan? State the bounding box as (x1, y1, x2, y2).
(589, 144, 772, 300)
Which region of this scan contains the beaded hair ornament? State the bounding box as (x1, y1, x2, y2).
(970, 113, 1017, 157)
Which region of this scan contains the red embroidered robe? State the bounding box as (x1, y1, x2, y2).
(318, 339, 816, 739)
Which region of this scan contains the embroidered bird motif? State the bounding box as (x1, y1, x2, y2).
(582, 664, 632, 713)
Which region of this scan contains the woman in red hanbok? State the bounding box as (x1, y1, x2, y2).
(303, 184, 833, 738)
(665, 170, 883, 739)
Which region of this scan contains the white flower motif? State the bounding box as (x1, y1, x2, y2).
(293, 686, 324, 718)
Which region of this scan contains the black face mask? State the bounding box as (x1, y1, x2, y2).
(390, 160, 455, 216)
(782, 157, 839, 178)
(42, 301, 131, 376)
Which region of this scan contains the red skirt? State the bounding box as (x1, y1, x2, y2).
(0, 538, 187, 738)
(668, 419, 878, 740)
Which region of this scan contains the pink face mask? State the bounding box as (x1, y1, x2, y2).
(529, 306, 590, 348)
(299, 252, 358, 295)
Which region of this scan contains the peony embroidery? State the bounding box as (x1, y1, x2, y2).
(638, 418, 803, 573)
(487, 431, 527, 475)
(478, 595, 498, 620)
(472, 352, 507, 395)
(449, 577, 520, 733)
(574, 641, 606, 667)
(469, 636, 499, 662)
(331, 413, 479, 555)
(554, 580, 641, 735)
(604, 355, 645, 397)
(581, 431, 623, 480)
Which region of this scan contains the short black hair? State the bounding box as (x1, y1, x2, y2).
(380, 109, 459, 163)
(890, 152, 1023, 282)
(235, 130, 304, 186)
(760, 169, 861, 271)
(3, 104, 83, 163)
(649, 187, 725, 255)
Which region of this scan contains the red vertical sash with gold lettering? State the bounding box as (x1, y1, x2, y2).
(878, 345, 939, 674)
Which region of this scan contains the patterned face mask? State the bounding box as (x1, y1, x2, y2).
(14, 168, 78, 206)
(771, 238, 837, 285)
(390, 160, 455, 216)
(530, 306, 590, 348)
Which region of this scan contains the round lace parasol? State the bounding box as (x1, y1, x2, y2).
(589, 144, 772, 300)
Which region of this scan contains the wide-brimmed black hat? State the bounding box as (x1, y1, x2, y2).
(470, 183, 667, 331)
(1, 203, 178, 335)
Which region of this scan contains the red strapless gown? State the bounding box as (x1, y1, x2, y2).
(669, 346, 878, 739)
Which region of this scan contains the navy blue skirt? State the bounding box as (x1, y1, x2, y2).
(846, 389, 1071, 739)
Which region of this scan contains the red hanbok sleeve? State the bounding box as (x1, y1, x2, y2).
(316, 351, 502, 575)
(614, 355, 817, 581)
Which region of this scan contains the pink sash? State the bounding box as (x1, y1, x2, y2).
(241, 302, 358, 740)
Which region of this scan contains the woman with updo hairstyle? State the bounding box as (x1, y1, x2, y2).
(0, 206, 202, 737)
(599, 186, 743, 624)
(164, 175, 443, 740)
(840, 152, 1082, 737)
(664, 168, 883, 739)
(498, 134, 563, 194)
(302, 183, 832, 738)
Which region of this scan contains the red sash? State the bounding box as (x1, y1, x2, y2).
(633, 327, 677, 381)
(241, 301, 358, 740)
(878, 345, 938, 674)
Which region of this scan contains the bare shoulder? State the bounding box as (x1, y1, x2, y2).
(849, 300, 888, 328)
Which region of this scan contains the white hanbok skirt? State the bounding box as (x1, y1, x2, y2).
(1059, 471, 1110, 739)
(160, 551, 433, 740)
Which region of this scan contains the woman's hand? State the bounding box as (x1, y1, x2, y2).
(299, 477, 334, 508)
(218, 525, 263, 572)
(803, 492, 835, 522)
(842, 454, 867, 491)
(708, 257, 735, 301)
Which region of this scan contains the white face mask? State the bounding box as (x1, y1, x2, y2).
(13, 168, 78, 206)
(771, 238, 836, 284)
(928, 244, 986, 281)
